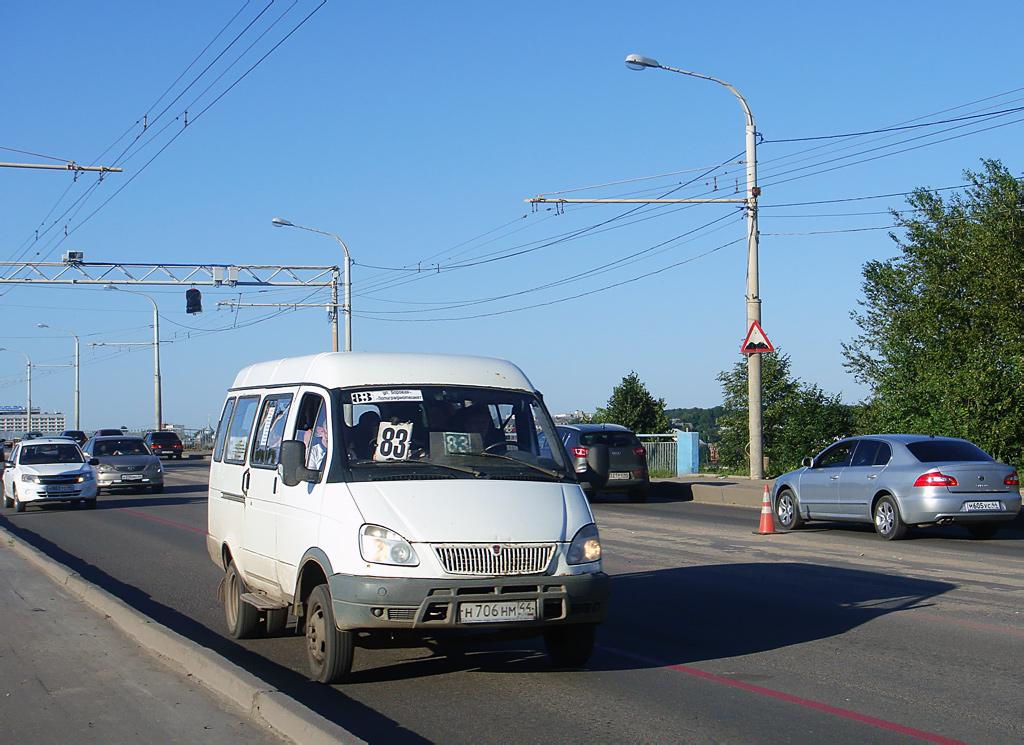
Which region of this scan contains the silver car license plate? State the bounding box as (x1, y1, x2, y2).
(963, 500, 1001, 511)
(459, 600, 537, 624)
(121, 474, 144, 481)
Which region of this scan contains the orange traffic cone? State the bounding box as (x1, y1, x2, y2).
(753, 485, 777, 535)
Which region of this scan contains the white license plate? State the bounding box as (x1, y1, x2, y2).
(459, 600, 537, 624)
(121, 474, 144, 481)
(964, 500, 1001, 511)
(608, 472, 630, 480)
(47, 485, 75, 493)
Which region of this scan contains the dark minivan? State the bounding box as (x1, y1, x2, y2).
(557, 423, 650, 503)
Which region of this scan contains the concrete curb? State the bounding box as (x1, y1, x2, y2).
(1, 528, 362, 745)
(651, 475, 774, 509)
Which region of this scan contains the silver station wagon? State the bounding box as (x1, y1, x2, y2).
(773, 434, 1021, 540)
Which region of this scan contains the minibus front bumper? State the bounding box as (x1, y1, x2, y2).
(328, 571, 610, 632)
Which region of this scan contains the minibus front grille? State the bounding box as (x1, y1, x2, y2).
(433, 544, 555, 576)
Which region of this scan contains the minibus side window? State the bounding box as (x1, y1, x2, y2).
(212, 398, 236, 463)
(250, 393, 294, 468)
(224, 395, 261, 465)
(293, 393, 329, 476)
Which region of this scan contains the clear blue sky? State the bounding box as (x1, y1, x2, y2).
(3, 1, 1023, 431)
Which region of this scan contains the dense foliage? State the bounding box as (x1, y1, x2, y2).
(664, 406, 725, 441)
(593, 372, 672, 434)
(843, 159, 1024, 464)
(715, 351, 855, 478)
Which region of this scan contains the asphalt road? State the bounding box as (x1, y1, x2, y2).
(2, 458, 1022, 743)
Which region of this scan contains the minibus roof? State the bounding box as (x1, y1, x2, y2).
(229, 352, 537, 393)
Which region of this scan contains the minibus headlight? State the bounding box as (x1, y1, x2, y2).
(567, 523, 601, 565)
(359, 524, 419, 566)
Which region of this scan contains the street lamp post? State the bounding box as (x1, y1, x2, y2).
(104, 285, 162, 431)
(38, 323, 81, 430)
(272, 218, 351, 352)
(0, 348, 32, 434)
(625, 54, 764, 480)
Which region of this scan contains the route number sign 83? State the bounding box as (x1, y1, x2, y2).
(373, 422, 414, 461)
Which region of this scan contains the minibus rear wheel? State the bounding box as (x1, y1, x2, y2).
(305, 584, 354, 684)
(225, 562, 259, 639)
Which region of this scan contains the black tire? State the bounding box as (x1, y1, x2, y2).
(305, 584, 354, 684)
(775, 489, 804, 530)
(85, 498, 97, 510)
(151, 483, 164, 494)
(265, 607, 289, 635)
(4, 492, 12, 509)
(225, 562, 260, 639)
(967, 522, 1000, 540)
(14, 491, 25, 513)
(873, 495, 907, 540)
(544, 623, 597, 669)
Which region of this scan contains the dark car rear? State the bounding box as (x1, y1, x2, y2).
(143, 430, 184, 459)
(61, 430, 88, 446)
(557, 423, 650, 502)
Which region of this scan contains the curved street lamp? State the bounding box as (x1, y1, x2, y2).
(0, 348, 32, 434)
(272, 218, 351, 352)
(104, 285, 162, 431)
(38, 323, 81, 430)
(626, 53, 764, 480)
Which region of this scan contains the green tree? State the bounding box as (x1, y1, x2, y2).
(716, 351, 854, 477)
(843, 159, 1024, 464)
(593, 372, 671, 434)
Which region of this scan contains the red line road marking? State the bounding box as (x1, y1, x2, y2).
(116, 508, 207, 535)
(600, 645, 966, 745)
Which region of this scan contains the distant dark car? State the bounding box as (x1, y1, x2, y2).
(143, 430, 184, 459)
(94, 429, 124, 437)
(556, 423, 650, 503)
(23, 431, 45, 440)
(61, 430, 88, 446)
(773, 434, 1022, 540)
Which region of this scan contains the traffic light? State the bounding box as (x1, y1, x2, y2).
(186, 288, 202, 314)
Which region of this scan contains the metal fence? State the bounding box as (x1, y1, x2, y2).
(639, 433, 678, 475)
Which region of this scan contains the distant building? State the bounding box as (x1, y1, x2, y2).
(0, 405, 65, 436)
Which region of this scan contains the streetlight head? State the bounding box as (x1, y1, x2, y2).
(104, 283, 117, 291)
(625, 54, 659, 71)
(37, 323, 48, 329)
(272, 218, 293, 228)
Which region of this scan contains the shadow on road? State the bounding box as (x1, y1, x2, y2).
(597, 561, 955, 671)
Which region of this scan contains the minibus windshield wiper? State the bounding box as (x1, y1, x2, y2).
(447, 451, 566, 481)
(353, 458, 485, 478)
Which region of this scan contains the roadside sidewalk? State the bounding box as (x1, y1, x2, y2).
(0, 527, 361, 744)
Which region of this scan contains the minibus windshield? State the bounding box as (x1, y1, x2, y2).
(339, 385, 571, 480)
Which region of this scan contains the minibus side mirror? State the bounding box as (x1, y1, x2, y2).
(278, 440, 319, 486)
(585, 443, 610, 490)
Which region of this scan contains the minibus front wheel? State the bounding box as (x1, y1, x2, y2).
(306, 584, 354, 684)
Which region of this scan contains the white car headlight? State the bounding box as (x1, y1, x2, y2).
(567, 523, 602, 565)
(77, 471, 94, 482)
(359, 524, 419, 566)
(20, 474, 42, 484)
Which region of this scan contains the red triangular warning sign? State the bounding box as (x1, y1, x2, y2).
(741, 321, 774, 354)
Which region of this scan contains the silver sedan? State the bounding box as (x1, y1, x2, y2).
(82, 436, 164, 494)
(773, 434, 1021, 540)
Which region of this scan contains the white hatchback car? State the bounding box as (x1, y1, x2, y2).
(3, 437, 99, 511)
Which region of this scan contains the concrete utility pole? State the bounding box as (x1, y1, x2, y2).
(528, 54, 766, 480)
